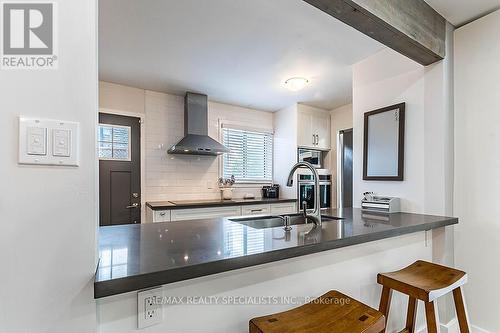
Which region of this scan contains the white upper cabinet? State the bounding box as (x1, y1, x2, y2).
(312, 112, 331, 150)
(297, 110, 313, 148)
(297, 105, 331, 150)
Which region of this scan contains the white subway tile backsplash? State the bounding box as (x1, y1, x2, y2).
(141, 90, 274, 202)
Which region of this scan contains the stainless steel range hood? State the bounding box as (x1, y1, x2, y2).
(168, 92, 230, 156)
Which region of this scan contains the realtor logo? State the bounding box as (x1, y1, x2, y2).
(1, 2, 58, 69)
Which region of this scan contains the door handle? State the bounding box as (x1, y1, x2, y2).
(126, 203, 139, 209)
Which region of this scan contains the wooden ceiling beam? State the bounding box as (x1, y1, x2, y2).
(303, 0, 447, 65)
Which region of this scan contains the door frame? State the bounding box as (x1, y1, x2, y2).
(337, 128, 353, 209)
(99, 108, 146, 223)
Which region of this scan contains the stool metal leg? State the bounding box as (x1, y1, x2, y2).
(405, 297, 418, 333)
(452, 287, 471, 333)
(378, 286, 393, 333)
(424, 301, 441, 333)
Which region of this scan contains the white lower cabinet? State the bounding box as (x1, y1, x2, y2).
(241, 204, 271, 216)
(146, 207, 171, 223)
(270, 202, 298, 215)
(147, 201, 298, 223)
(152, 210, 171, 223)
(170, 206, 242, 222)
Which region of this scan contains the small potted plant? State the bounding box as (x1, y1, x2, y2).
(218, 175, 236, 200)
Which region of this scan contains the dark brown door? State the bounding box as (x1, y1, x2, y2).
(99, 113, 141, 226)
(340, 129, 353, 208)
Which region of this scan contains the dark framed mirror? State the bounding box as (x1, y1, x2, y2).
(363, 103, 405, 181)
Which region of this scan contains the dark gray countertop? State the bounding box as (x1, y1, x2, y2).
(146, 198, 297, 210)
(94, 208, 457, 298)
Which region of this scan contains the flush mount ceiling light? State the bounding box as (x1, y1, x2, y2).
(284, 77, 309, 92)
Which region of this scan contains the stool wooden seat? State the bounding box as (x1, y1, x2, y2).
(378, 260, 470, 333)
(250, 290, 385, 333)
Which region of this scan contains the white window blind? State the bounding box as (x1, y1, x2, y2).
(223, 221, 265, 257)
(222, 127, 273, 183)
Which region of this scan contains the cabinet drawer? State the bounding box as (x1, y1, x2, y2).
(171, 206, 241, 221)
(241, 204, 271, 216)
(154, 210, 171, 222)
(270, 202, 297, 215)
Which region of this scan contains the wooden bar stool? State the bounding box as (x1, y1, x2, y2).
(250, 290, 385, 333)
(377, 260, 470, 333)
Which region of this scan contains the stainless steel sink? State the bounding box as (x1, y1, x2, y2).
(230, 214, 342, 229)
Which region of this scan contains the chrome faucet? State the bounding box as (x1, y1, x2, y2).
(301, 201, 308, 219)
(286, 162, 322, 226)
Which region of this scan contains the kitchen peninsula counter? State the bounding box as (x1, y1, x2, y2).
(95, 208, 457, 298)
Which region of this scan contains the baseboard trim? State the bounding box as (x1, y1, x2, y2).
(472, 325, 493, 333)
(401, 320, 490, 333)
(440, 318, 459, 333)
(414, 318, 458, 333)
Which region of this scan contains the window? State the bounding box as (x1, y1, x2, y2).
(222, 127, 273, 183)
(98, 124, 131, 161)
(97, 247, 129, 280)
(223, 221, 265, 257)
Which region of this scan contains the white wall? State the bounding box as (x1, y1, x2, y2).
(0, 1, 98, 332)
(426, 23, 457, 328)
(352, 43, 454, 216)
(352, 36, 457, 329)
(273, 104, 298, 199)
(99, 82, 276, 203)
(100, 81, 145, 114)
(454, 10, 500, 333)
(352, 49, 426, 213)
(330, 104, 353, 208)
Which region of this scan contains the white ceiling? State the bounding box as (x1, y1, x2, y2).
(99, 0, 383, 111)
(425, 0, 500, 26)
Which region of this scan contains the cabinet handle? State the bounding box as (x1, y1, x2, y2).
(126, 203, 139, 209)
(159, 212, 166, 216)
(312, 134, 316, 145)
(251, 209, 263, 212)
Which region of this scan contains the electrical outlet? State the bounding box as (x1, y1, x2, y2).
(138, 287, 163, 329)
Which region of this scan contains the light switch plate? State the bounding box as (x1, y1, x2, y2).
(26, 127, 47, 155)
(19, 117, 79, 166)
(138, 287, 163, 329)
(52, 129, 71, 157)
